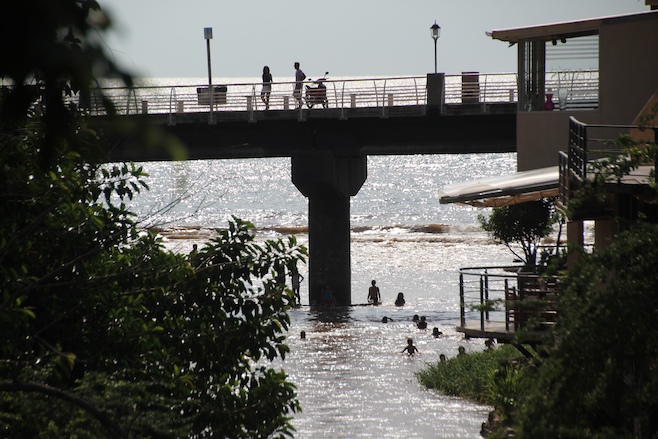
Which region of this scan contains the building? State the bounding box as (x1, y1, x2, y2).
(439, 5, 658, 343)
(491, 8, 658, 171)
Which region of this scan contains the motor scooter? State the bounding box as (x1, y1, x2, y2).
(305, 72, 329, 109)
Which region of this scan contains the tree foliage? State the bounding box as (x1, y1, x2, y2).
(498, 118, 658, 438)
(567, 131, 658, 220)
(1, 1, 307, 437)
(478, 198, 555, 265)
(515, 221, 658, 438)
(1, 0, 131, 168)
(513, 125, 658, 438)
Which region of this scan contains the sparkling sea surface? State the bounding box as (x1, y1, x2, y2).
(121, 104, 519, 437)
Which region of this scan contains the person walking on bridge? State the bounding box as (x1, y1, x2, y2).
(261, 65, 272, 110)
(293, 62, 306, 109)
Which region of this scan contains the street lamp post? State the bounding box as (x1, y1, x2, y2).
(204, 27, 215, 124)
(430, 21, 441, 74)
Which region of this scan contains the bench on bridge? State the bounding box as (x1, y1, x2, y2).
(197, 86, 228, 107)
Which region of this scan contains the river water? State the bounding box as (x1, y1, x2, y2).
(125, 152, 517, 437)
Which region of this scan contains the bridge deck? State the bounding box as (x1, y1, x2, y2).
(91, 73, 519, 117)
(86, 71, 599, 121)
(159, 101, 517, 124)
(87, 71, 604, 161)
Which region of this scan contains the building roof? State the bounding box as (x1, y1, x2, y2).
(438, 166, 559, 207)
(488, 10, 658, 43)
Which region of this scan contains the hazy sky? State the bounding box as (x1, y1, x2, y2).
(101, 1, 649, 79)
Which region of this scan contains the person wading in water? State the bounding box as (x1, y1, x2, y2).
(367, 280, 381, 304)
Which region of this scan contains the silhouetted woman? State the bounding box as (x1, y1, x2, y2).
(261, 66, 272, 110)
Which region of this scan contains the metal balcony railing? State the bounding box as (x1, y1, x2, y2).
(561, 117, 658, 206)
(458, 265, 559, 335)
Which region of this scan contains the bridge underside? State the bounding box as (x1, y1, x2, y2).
(105, 111, 515, 162)
(102, 111, 515, 305)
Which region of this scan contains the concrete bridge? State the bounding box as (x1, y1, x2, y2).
(97, 73, 518, 305)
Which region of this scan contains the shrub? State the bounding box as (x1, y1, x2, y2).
(416, 344, 525, 404)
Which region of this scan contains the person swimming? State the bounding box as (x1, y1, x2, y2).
(401, 338, 418, 356)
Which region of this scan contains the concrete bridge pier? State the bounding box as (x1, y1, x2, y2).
(291, 151, 367, 306)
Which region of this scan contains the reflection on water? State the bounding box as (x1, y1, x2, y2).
(308, 306, 354, 324)
(276, 305, 492, 439)
(129, 154, 519, 437)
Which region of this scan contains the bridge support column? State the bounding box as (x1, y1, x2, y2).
(292, 151, 367, 306)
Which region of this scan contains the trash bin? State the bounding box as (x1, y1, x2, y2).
(197, 86, 228, 106)
(461, 72, 480, 104)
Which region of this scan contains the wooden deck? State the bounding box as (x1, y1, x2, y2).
(457, 266, 560, 344)
(456, 320, 555, 344)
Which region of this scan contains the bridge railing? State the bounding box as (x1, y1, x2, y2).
(76, 71, 597, 117)
(82, 73, 517, 117)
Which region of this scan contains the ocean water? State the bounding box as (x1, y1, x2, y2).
(124, 152, 518, 438)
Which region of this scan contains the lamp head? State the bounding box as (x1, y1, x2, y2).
(430, 21, 441, 41)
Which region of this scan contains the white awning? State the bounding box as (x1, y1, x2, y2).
(438, 166, 559, 207)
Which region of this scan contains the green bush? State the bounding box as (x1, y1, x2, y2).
(487, 364, 524, 421)
(416, 344, 525, 404)
(515, 221, 658, 438)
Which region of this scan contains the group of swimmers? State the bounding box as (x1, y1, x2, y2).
(369, 280, 407, 306)
(380, 312, 444, 357)
(366, 279, 446, 356)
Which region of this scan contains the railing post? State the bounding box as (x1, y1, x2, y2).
(484, 268, 490, 321)
(413, 77, 419, 106)
(297, 98, 305, 121)
(481, 75, 488, 113)
(168, 87, 177, 126)
(480, 275, 485, 331)
(126, 89, 139, 116)
(581, 122, 588, 180)
(381, 80, 388, 118)
(504, 279, 510, 331)
(459, 272, 465, 328)
(246, 95, 255, 123)
(519, 276, 526, 329)
(339, 82, 347, 120)
(655, 128, 658, 170)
